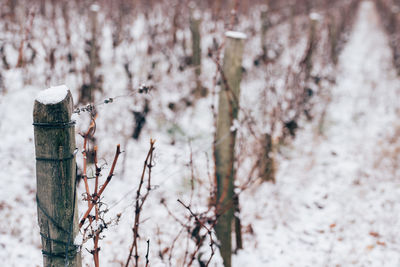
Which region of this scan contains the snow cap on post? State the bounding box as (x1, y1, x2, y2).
(309, 12, 322, 22)
(34, 85, 74, 125)
(90, 3, 100, 12)
(36, 85, 69, 105)
(225, 31, 247, 40)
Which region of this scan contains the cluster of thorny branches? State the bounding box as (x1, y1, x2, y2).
(155, 143, 270, 267)
(77, 115, 155, 267)
(125, 139, 155, 267)
(160, 166, 218, 267)
(77, 116, 122, 267)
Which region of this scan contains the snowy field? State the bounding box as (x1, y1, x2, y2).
(1, 1, 400, 266)
(237, 2, 400, 266)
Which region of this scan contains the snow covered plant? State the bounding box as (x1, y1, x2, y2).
(76, 116, 122, 267)
(74, 113, 157, 267)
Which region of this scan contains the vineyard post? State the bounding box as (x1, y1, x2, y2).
(302, 13, 319, 80)
(33, 85, 82, 267)
(89, 3, 99, 97)
(190, 11, 203, 96)
(214, 31, 246, 267)
(190, 15, 201, 77)
(80, 3, 100, 104)
(260, 5, 270, 56)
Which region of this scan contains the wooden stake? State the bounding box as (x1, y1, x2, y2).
(33, 86, 82, 267)
(190, 10, 203, 96)
(214, 31, 246, 267)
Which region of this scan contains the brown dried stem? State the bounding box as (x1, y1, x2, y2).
(92, 146, 100, 267)
(177, 199, 216, 267)
(125, 139, 156, 267)
(79, 144, 121, 228)
(78, 117, 121, 267)
(82, 117, 97, 204)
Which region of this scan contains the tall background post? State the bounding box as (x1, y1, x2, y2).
(214, 31, 246, 267)
(190, 10, 203, 96)
(301, 13, 319, 80)
(190, 15, 201, 77)
(260, 5, 270, 57)
(33, 85, 82, 267)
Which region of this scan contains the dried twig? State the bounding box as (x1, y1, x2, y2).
(125, 139, 156, 267)
(78, 117, 122, 267)
(79, 144, 121, 228)
(177, 199, 216, 267)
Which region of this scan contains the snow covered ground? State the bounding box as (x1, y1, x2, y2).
(235, 2, 400, 266)
(1, 1, 400, 266)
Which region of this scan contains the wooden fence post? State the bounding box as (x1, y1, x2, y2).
(260, 133, 276, 182)
(260, 5, 270, 56)
(190, 15, 201, 77)
(214, 31, 246, 267)
(80, 3, 100, 104)
(190, 11, 203, 96)
(89, 3, 99, 96)
(33, 85, 82, 267)
(301, 13, 319, 80)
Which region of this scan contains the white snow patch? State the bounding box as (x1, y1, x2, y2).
(309, 12, 322, 21)
(192, 10, 202, 20)
(225, 31, 247, 40)
(90, 3, 100, 12)
(230, 119, 240, 132)
(35, 85, 69, 104)
(132, 15, 145, 39)
(74, 231, 83, 246)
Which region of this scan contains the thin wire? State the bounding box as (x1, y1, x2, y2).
(71, 80, 246, 212)
(73, 84, 152, 115)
